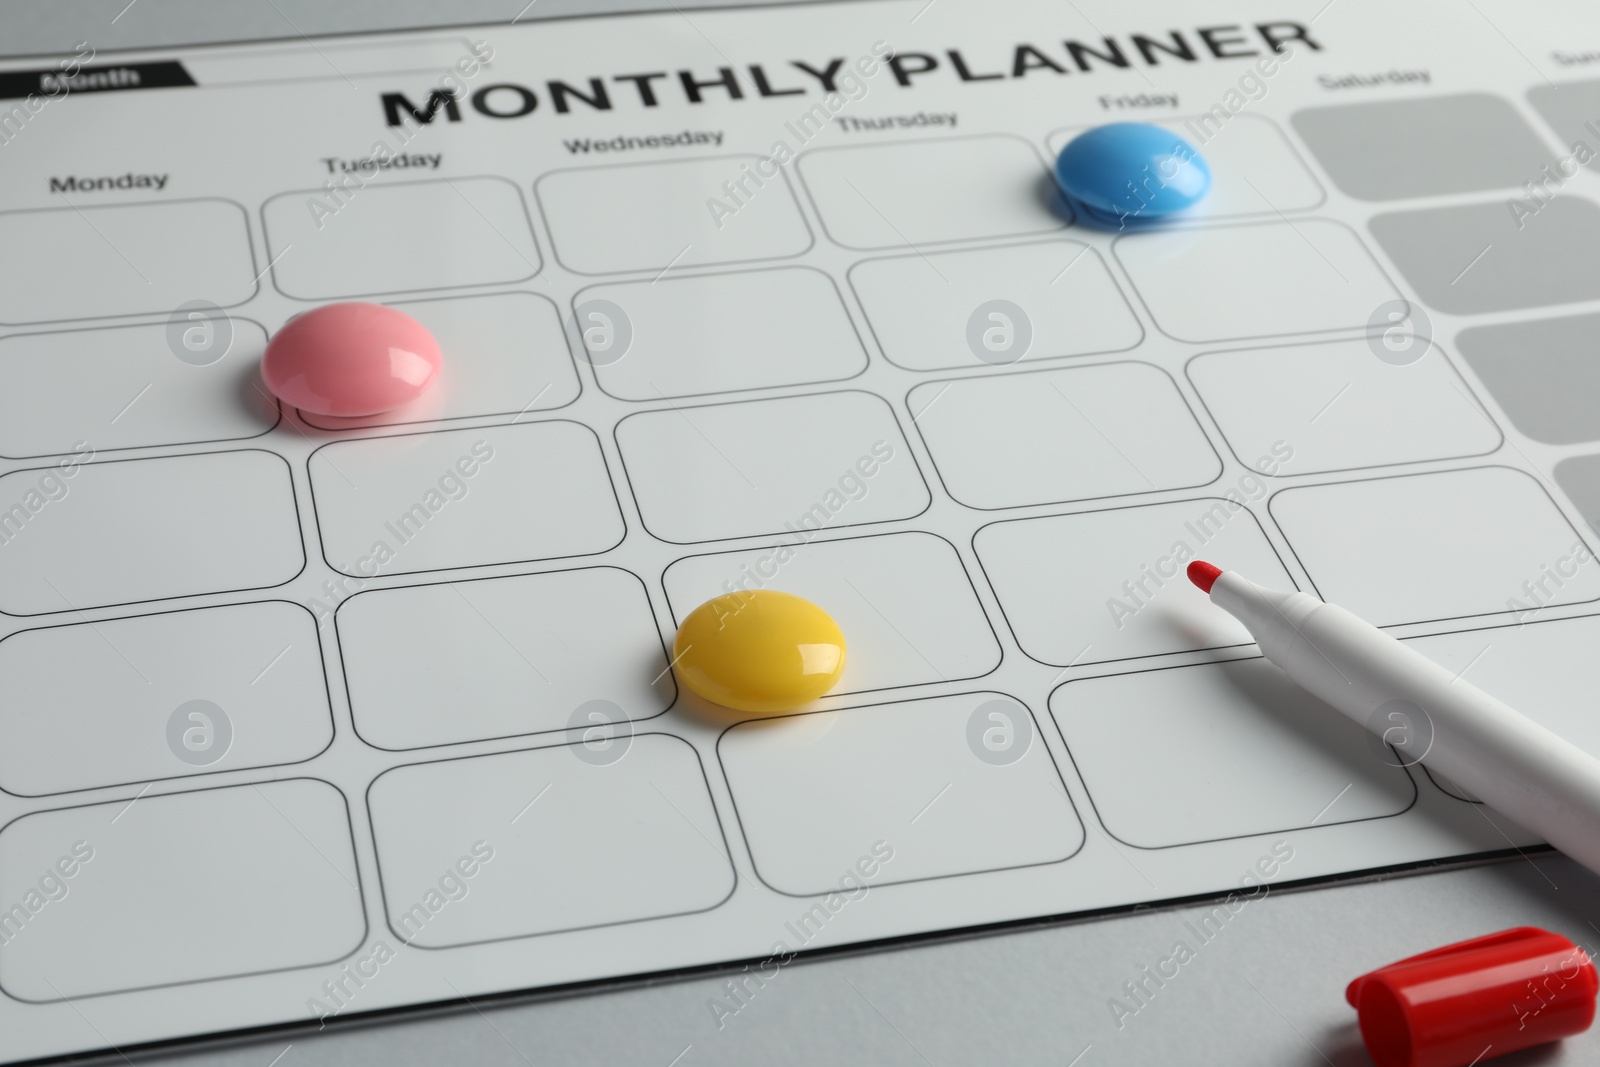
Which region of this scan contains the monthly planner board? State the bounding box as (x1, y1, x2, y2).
(3, 0, 1600, 1058)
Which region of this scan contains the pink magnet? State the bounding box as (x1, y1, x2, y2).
(262, 302, 441, 417)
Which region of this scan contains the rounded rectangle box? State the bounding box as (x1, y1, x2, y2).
(1527, 80, 1600, 171)
(0, 198, 258, 326)
(308, 421, 626, 577)
(908, 361, 1221, 511)
(0, 319, 278, 459)
(1557, 454, 1600, 534)
(662, 531, 1001, 697)
(1268, 466, 1600, 628)
(974, 497, 1298, 667)
(302, 291, 581, 431)
(1369, 198, 1600, 315)
(796, 134, 1064, 249)
(0, 778, 365, 1001)
(575, 266, 868, 401)
(848, 239, 1142, 372)
(717, 692, 1083, 896)
(1291, 93, 1553, 201)
(261, 176, 542, 300)
(0, 601, 332, 796)
(1186, 337, 1502, 477)
(1113, 218, 1399, 343)
(1458, 312, 1600, 445)
(338, 566, 674, 751)
(0, 448, 305, 617)
(1047, 113, 1324, 220)
(366, 734, 734, 948)
(535, 155, 813, 275)
(614, 390, 930, 545)
(1052, 660, 1415, 850)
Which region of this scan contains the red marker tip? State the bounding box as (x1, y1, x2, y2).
(1188, 560, 1222, 593)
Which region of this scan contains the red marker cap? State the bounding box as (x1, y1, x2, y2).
(1347, 927, 1598, 1067)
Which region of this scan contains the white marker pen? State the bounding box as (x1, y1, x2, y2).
(1188, 560, 1600, 877)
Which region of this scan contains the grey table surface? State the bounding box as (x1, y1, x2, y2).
(6, 3, 1600, 1064)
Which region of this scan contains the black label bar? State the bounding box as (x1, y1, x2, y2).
(0, 61, 196, 100)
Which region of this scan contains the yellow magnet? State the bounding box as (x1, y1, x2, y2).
(673, 590, 846, 714)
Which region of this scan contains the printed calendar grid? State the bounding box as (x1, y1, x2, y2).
(3, 9, 1600, 1054)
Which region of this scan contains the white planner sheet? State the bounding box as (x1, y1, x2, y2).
(2, 0, 1600, 1058)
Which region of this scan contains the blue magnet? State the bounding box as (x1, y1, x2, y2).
(1054, 122, 1210, 227)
